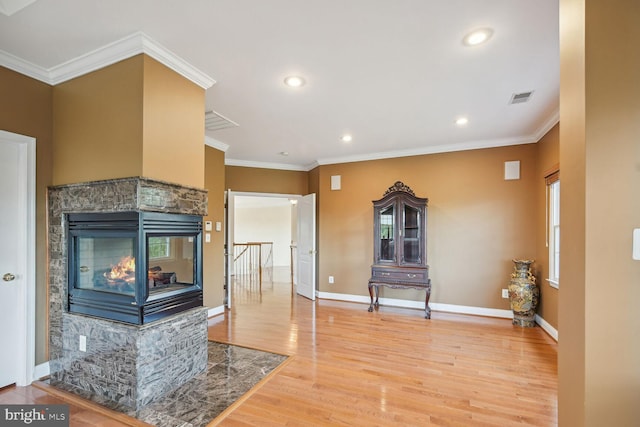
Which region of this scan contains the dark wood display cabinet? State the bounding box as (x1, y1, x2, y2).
(368, 181, 431, 318)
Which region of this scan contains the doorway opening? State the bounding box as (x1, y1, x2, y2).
(233, 194, 296, 304)
(225, 191, 316, 310)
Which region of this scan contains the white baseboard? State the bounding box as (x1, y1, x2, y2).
(430, 302, 513, 319)
(318, 291, 512, 318)
(535, 314, 558, 341)
(33, 361, 50, 381)
(208, 305, 225, 318)
(317, 292, 369, 304)
(318, 291, 557, 340)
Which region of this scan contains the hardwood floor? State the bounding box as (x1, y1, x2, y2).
(208, 278, 557, 426)
(1, 276, 558, 426)
(0, 383, 145, 426)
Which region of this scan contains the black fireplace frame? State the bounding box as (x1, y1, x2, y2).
(67, 211, 203, 325)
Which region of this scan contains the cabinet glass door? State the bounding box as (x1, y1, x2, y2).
(379, 205, 395, 261)
(403, 205, 420, 263)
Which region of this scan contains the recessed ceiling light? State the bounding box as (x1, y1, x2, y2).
(284, 76, 306, 88)
(279, 151, 289, 156)
(455, 117, 469, 126)
(341, 134, 353, 143)
(462, 28, 494, 46)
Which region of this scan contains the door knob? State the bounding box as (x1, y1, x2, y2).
(3, 273, 15, 282)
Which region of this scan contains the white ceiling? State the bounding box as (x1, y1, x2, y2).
(0, 0, 559, 171)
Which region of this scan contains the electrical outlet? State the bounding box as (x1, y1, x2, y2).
(79, 335, 87, 352)
(328, 276, 334, 284)
(501, 289, 509, 299)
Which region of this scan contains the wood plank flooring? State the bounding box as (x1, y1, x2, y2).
(1, 276, 558, 426)
(208, 278, 557, 426)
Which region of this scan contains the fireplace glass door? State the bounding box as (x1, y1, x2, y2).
(67, 211, 203, 324)
(77, 235, 137, 296)
(147, 235, 195, 295)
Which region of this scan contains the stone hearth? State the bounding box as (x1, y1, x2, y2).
(48, 177, 209, 409)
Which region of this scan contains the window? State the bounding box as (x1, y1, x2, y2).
(546, 170, 560, 288)
(148, 236, 171, 259)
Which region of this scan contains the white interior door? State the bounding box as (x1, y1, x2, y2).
(0, 131, 35, 387)
(296, 193, 316, 300)
(224, 189, 235, 309)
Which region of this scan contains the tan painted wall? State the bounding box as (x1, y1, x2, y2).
(559, 0, 587, 423)
(226, 166, 308, 195)
(316, 144, 538, 308)
(53, 55, 205, 188)
(203, 146, 226, 308)
(52, 56, 144, 185)
(535, 124, 560, 328)
(560, 0, 640, 424)
(583, 0, 639, 423)
(0, 66, 53, 365)
(142, 56, 205, 188)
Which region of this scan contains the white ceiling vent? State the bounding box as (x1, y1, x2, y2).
(509, 91, 534, 105)
(205, 110, 239, 131)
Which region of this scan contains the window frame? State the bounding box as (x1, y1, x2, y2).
(545, 169, 560, 288)
(148, 236, 172, 260)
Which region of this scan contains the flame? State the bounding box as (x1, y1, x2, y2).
(104, 255, 136, 283)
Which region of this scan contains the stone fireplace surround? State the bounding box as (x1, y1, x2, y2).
(48, 177, 209, 409)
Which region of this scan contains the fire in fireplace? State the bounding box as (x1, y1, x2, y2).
(67, 211, 203, 324)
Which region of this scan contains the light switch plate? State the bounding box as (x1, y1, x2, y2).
(633, 228, 640, 260)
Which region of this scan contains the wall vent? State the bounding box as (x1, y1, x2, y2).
(205, 110, 239, 131)
(509, 91, 534, 105)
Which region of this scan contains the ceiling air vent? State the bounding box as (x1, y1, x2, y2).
(509, 91, 534, 105)
(205, 110, 239, 131)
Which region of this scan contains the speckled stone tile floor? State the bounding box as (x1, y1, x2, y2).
(47, 341, 288, 426)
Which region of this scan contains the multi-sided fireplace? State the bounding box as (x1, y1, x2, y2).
(67, 211, 203, 325)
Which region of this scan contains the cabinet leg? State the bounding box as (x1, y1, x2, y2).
(424, 288, 431, 319)
(368, 284, 379, 312)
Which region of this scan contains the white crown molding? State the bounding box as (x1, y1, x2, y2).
(137, 33, 215, 89)
(225, 158, 309, 172)
(0, 48, 50, 83)
(532, 108, 560, 141)
(205, 136, 229, 152)
(49, 32, 215, 88)
(0, 31, 215, 88)
(316, 135, 537, 166)
(227, 107, 560, 171)
(223, 134, 537, 172)
(0, 0, 37, 16)
(222, 110, 559, 172)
